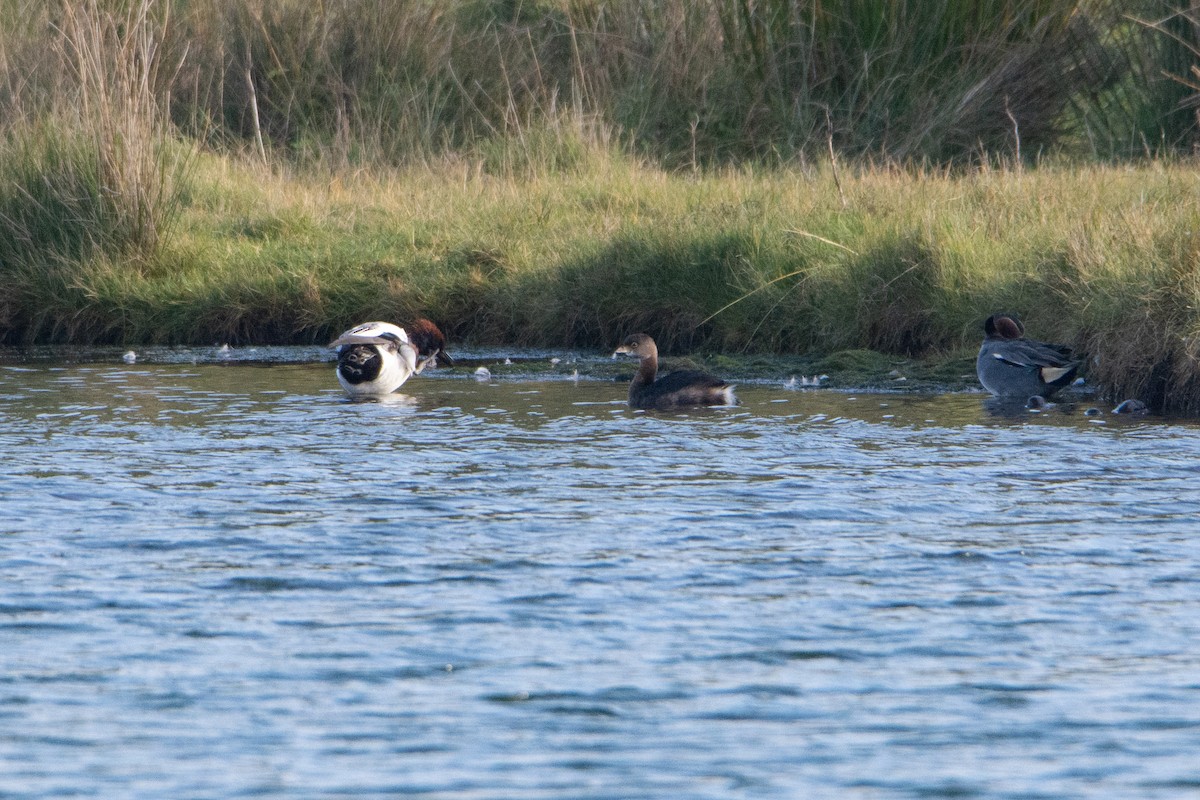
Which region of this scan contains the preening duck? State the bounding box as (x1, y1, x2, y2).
(329, 320, 448, 397)
(613, 333, 737, 410)
(976, 314, 1079, 399)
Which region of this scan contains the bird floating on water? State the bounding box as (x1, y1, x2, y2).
(329, 319, 450, 397)
(612, 333, 736, 410)
(976, 314, 1079, 400)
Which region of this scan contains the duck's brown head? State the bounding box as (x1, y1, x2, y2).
(407, 318, 454, 367)
(983, 314, 1025, 340)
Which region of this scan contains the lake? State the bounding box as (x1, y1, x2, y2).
(2, 346, 1199, 799)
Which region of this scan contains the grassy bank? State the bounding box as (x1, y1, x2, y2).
(2, 150, 1199, 411)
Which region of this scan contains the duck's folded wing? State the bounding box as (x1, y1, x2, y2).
(990, 339, 1075, 368)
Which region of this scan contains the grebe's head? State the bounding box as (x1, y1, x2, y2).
(613, 333, 657, 360)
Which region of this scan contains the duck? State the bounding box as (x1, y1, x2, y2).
(612, 333, 737, 409)
(329, 320, 447, 397)
(976, 314, 1079, 399)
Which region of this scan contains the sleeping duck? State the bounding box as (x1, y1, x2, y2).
(613, 333, 737, 410)
(329, 320, 449, 397)
(976, 314, 1079, 399)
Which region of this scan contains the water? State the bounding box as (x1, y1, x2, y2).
(2, 350, 1200, 799)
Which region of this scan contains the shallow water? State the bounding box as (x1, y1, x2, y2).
(2, 350, 1200, 799)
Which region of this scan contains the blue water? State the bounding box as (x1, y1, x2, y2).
(2, 350, 1200, 798)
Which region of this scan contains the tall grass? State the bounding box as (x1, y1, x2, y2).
(1066, 1, 1200, 155)
(3, 1, 1197, 172)
(0, 0, 190, 263)
(3, 1, 1197, 173)
(0, 0, 192, 340)
(75, 0, 1197, 167)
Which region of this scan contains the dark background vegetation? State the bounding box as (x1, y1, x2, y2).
(3, 0, 1197, 168)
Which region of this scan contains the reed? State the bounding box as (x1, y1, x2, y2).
(3, 0, 1176, 168)
(4, 0, 1196, 171)
(0, 0, 192, 271)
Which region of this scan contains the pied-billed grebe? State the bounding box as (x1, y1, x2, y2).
(976, 314, 1079, 399)
(613, 333, 737, 409)
(329, 320, 447, 396)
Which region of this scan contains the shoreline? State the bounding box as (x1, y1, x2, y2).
(0, 341, 1007, 397)
(3, 158, 1196, 412)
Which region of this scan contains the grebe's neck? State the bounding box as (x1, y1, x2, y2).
(631, 345, 659, 393)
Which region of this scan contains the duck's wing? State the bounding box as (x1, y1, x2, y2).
(330, 322, 409, 348)
(989, 338, 1075, 369)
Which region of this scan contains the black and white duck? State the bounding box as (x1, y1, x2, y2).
(329, 320, 449, 397)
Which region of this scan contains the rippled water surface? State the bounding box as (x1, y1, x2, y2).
(3, 349, 1200, 799)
